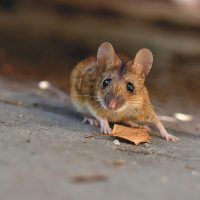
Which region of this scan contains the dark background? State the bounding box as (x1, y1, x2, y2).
(0, 0, 200, 104)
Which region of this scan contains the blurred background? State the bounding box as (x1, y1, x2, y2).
(0, 0, 200, 133)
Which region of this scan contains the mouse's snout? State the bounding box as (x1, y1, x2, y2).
(105, 94, 125, 110)
(108, 99, 117, 110)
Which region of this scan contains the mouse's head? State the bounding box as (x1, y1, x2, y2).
(96, 42, 153, 112)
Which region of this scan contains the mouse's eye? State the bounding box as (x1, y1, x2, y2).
(103, 78, 111, 88)
(127, 82, 134, 93)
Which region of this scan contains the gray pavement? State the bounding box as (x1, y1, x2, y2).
(0, 76, 200, 200)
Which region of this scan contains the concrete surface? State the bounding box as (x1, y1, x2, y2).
(0, 76, 200, 200)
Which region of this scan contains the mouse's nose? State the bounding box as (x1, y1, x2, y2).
(108, 99, 117, 110)
(107, 96, 124, 110)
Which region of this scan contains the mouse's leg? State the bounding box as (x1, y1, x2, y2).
(123, 121, 151, 131)
(99, 118, 112, 134)
(156, 122, 179, 142)
(82, 116, 99, 127)
(87, 107, 111, 134)
(140, 96, 179, 142)
(123, 121, 139, 127)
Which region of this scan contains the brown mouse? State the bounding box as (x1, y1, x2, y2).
(70, 42, 179, 142)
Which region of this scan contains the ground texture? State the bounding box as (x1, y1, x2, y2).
(0, 76, 200, 200)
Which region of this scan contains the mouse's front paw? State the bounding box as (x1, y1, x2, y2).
(161, 132, 179, 142)
(100, 119, 112, 134)
(100, 124, 112, 134)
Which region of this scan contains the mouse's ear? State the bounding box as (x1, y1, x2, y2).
(97, 42, 120, 68)
(133, 48, 153, 76)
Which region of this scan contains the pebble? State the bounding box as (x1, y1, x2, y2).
(113, 139, 120, 146)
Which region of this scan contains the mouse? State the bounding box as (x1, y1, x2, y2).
(70, 42, 179, 142)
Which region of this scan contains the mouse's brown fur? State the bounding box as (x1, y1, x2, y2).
(70, 42, 179, 142)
